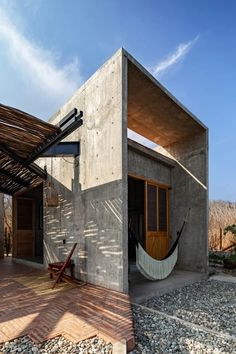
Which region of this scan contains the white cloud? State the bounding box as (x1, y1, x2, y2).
(0, 6, 81, 117)
(152, 35, 199, 76)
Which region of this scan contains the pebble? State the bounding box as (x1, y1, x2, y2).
(131, 280, 236, 353)
(145, 280, 236, 337)
(0, 336, 112, 354)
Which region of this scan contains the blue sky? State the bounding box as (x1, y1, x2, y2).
(0, 0, 235, 201)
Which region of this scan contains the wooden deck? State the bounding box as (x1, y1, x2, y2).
(0, 258, 135, 351)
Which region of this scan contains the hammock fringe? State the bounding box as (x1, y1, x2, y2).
(136, 243, 178, 280)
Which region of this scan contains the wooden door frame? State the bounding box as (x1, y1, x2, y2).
(13, 196, 35, 258)
(128, 173, 170, 257)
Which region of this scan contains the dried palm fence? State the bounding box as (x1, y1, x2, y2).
(209, 200, 236, 250)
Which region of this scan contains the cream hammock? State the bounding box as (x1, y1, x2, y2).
(129, 209, 190, 281)
(136, 243, 178, 280)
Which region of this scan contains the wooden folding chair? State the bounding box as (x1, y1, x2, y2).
(48, 243, 77, 289)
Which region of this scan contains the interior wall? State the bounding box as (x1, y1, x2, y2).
(37, 49, 128, 292)
(164, 131, 208, 273)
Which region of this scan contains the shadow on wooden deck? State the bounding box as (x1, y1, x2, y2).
(0, 258, 135, 351)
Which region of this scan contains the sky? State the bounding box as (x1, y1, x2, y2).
(0, 0, 236, 201)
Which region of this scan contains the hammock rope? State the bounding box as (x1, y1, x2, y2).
(129, 208, 190, 280)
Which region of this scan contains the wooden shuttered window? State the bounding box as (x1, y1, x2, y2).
(147, 183, 168, 233)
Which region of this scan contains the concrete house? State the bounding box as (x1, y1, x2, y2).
(2, 49, 208, 294)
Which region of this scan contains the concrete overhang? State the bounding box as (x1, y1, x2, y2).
(125, 49, 207, 147)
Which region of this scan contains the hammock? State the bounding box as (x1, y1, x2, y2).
(129, 209, 190, 281)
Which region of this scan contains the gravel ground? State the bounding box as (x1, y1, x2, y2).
(130, 305, 236, 354)
(145, 280, 236, 337)
(130, 280, 236, 354)
(0, 336, 112, 354)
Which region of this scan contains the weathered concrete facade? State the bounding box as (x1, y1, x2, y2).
(34, 48, 208, 293)
(128, 139, 174, 186)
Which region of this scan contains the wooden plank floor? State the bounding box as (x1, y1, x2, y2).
(0, 258, 135, 351)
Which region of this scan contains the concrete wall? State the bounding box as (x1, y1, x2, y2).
(128, 143, 176, 252)
(128, 147, 173, 186)
(164, 131, 209, 273)
(0, 194, 4, 258)
(37, 49, 128, 292)
(128, 135, 208, 275)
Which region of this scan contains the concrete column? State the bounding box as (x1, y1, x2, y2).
(166, 131, 209, 273)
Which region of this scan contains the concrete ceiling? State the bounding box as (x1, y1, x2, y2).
(127, 60, 206, 147)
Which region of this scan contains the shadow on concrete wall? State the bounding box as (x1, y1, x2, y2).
(43, 163, 124, 290)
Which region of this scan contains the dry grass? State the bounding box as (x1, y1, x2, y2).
(4, 195, 12, 231)
(209, 200, 236, 250)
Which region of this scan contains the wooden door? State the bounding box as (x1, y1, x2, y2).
(13, 197, 35, 258)
(145, 182, 169, 259)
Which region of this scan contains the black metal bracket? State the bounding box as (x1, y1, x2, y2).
(41, 142, 80, 157)
(0, 143, 47, 179)
(58, 108, 78, 130)
(26, 109, 83, 164)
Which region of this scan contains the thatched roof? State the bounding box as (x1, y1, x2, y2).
(0, 103, 60, 195)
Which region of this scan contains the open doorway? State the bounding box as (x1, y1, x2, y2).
(128, 176, 145, 285)
(3, 195, 12, 258)
(13, 184, 44, 264)
(128, 175, 170, 284)
(128, 176, 145, 263)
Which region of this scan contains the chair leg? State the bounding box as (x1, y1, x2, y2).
(52, 271, 63, 289)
